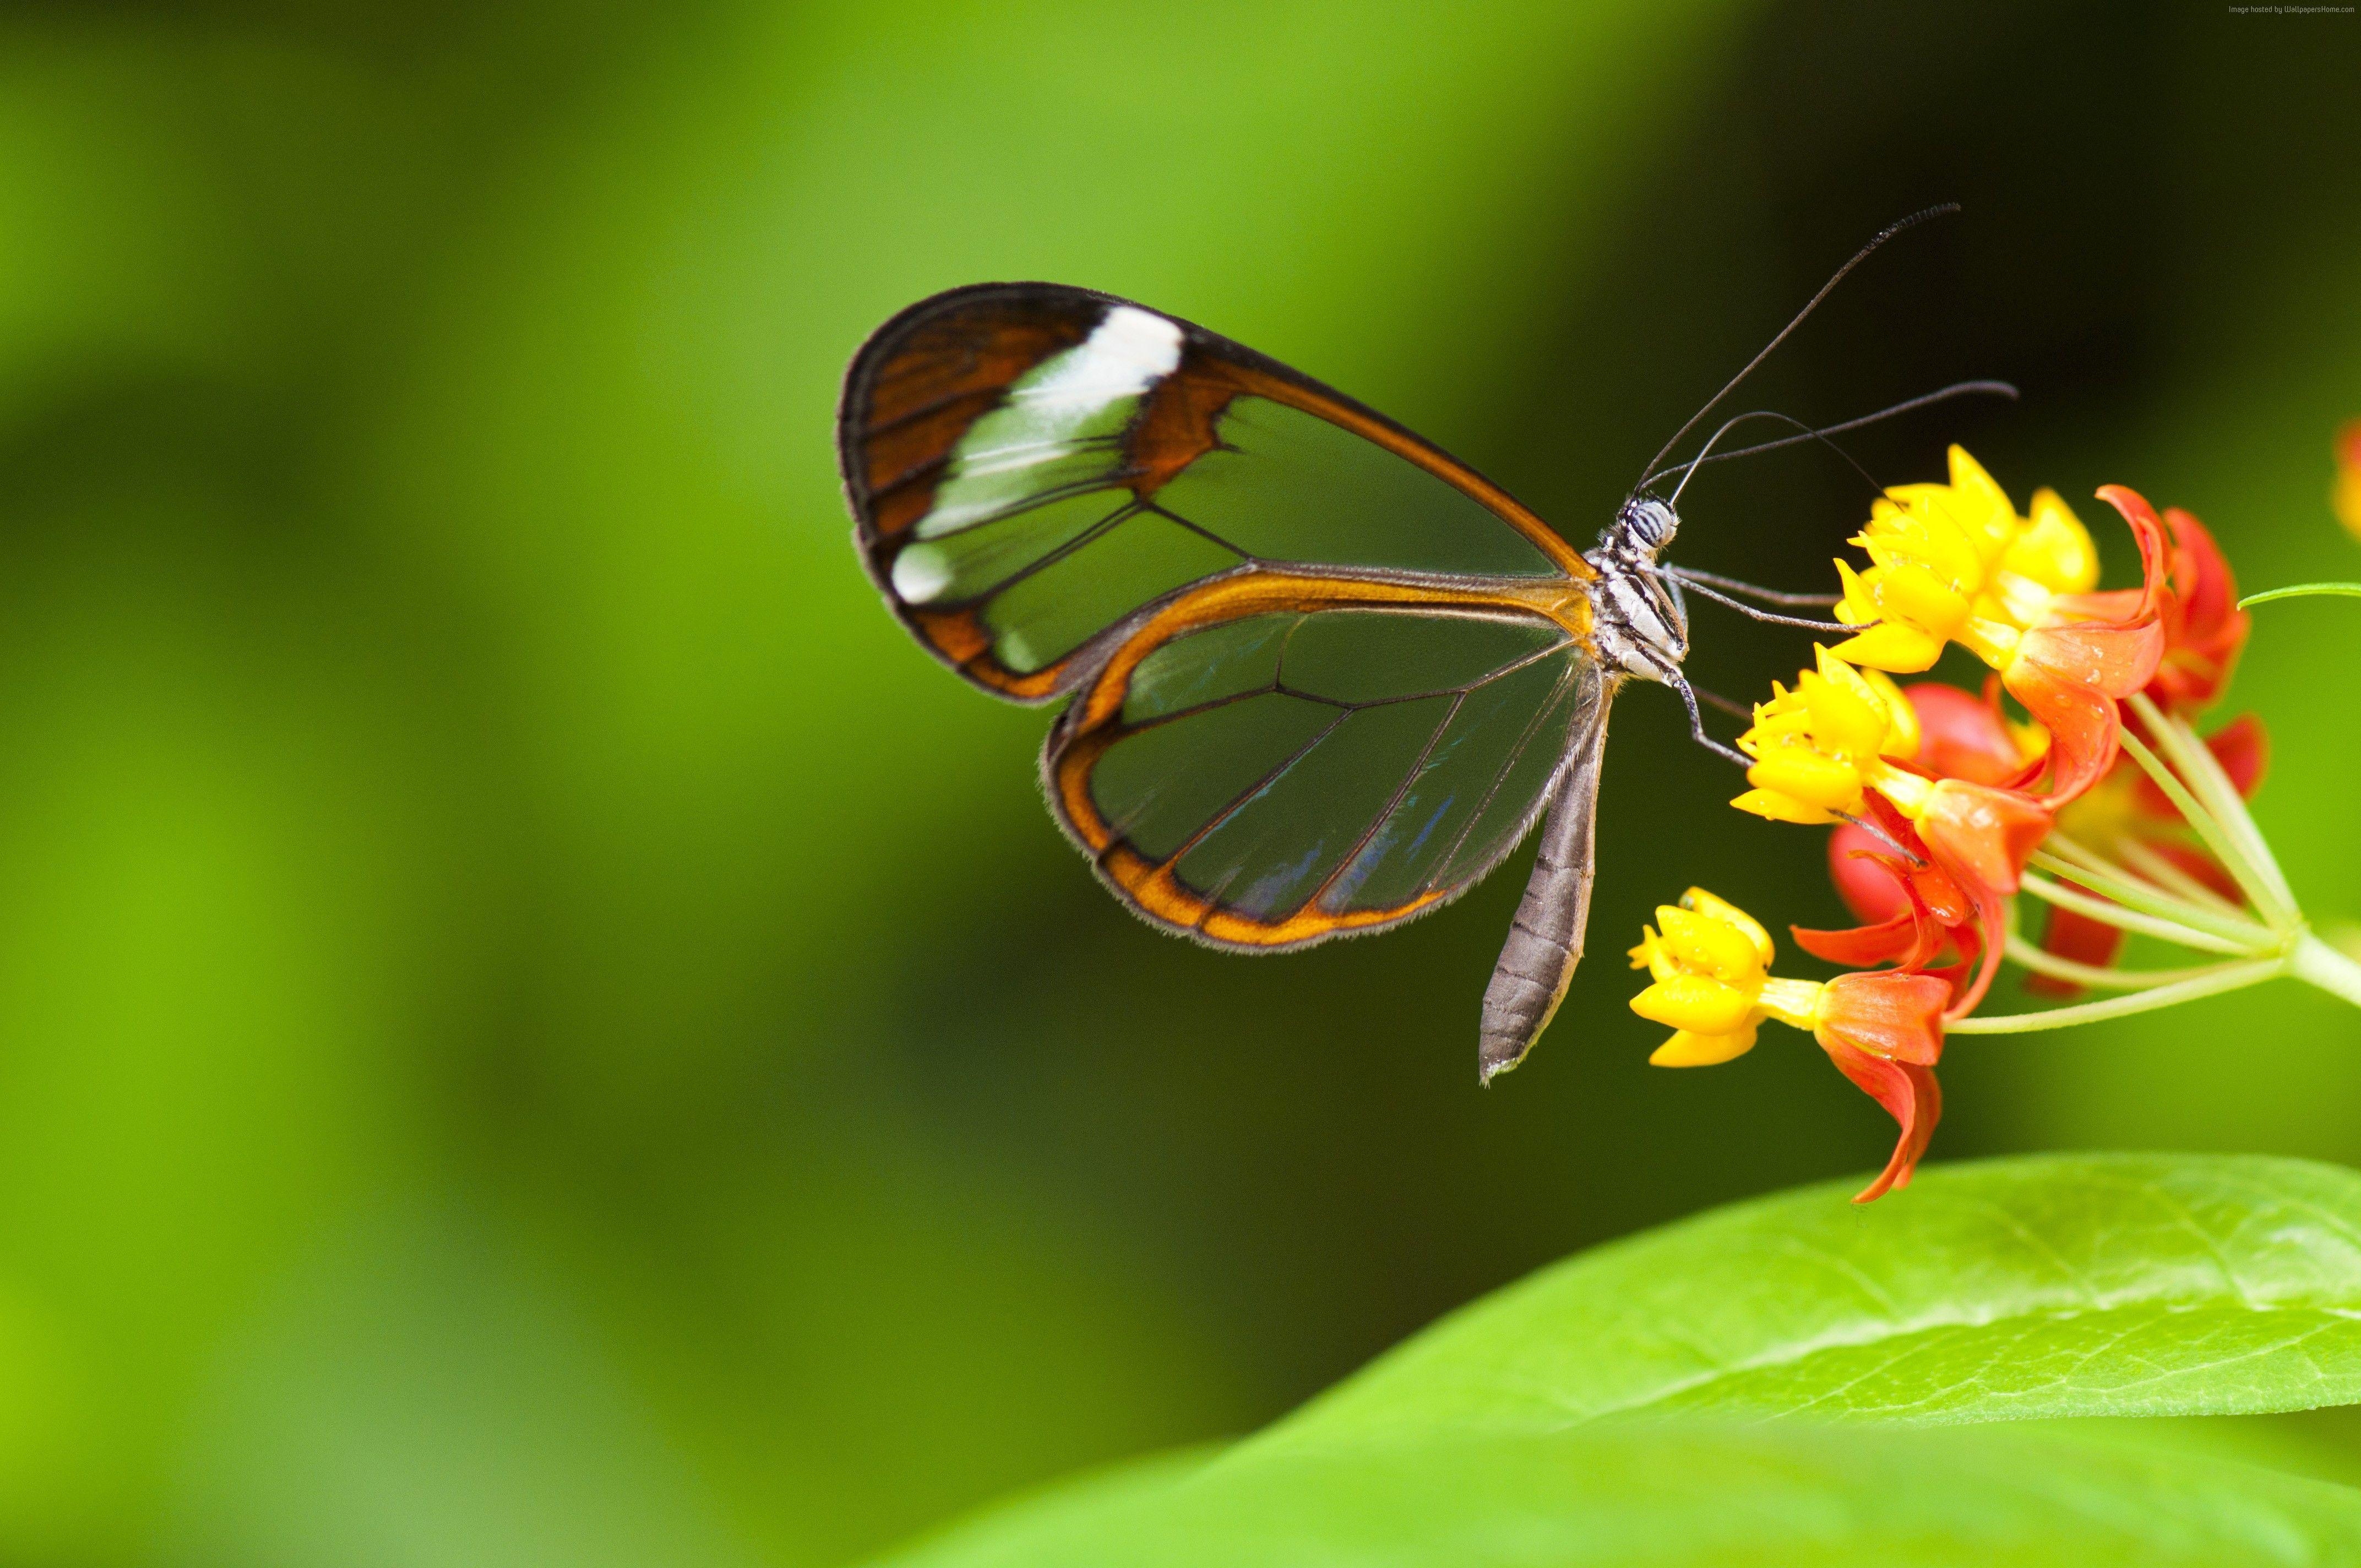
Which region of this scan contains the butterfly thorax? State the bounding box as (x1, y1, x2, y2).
(1585, 497, 1689, 686)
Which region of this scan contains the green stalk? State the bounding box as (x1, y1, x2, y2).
(2115, 724, 2291, 927)
(2240, 582, 2361, 607)
(2126, 694, 2296, 917)
(2001, 934, 2241, 992)
(1948, 958, 2287, 1033)
(2292, 934, 2361, 1009)
(2025, 850, 2270, 948)
(2015, 871, 2263, 957)
(2110, 836, 2243, 916)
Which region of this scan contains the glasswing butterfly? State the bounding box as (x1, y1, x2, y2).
(836, 210, 2003, 1080)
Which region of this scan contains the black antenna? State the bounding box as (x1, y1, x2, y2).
(1649, 380, 2018, 489)
(1664, 409, 1879, 508)
(1638, 204, 1961, 488)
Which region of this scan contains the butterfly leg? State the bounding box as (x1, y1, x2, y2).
(1643, 565, 1852, 630)
(1668, 671, 1752, 770)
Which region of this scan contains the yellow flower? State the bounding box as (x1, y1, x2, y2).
(1625, 890, 1957, 1203)
(2004, 487, 2101, 597)
(1627, 889, 1816, 1065)
(1827, 447, 2100, 674)
(1730, 647, 1920, 825)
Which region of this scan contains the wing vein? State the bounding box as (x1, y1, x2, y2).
(1300, 690, 1467, 915)
(927, 498, 1143, 611)
(1145, 708, 1354, 882)
(1421, 660, 1580, 897)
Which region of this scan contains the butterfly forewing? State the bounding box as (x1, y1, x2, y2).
(840, 283, 1592, 701)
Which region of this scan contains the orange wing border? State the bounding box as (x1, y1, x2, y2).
(837, 282, 1595, 704)
(1041, 567, 1596, 951)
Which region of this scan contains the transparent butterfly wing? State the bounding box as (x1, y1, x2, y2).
(1046, 586, 1609, 950)
(839, 283, 1593, 701)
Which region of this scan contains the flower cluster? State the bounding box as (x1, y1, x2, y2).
(1630, 445, 2361, 1202)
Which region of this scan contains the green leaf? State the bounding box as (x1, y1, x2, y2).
(874, 1424, 2361, 1567)
(2239, 581, 2361, 607)
(1266, 1154, 2361, 1442)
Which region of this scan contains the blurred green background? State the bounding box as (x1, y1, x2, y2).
(1, 1, 2357, 1562)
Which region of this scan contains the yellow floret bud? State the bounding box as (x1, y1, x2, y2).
(1675, 888, 1774, 967)
(1935, 445, 2021, 566)
(1859, 667, 1922, 759)
(1656, 905, 1764, 984)
(1628, 890, 1821, 1069)
(2003, 488, 2099, 595)
(1731, 647, 1918, 825)
(1650, 1025, 1760, 1067)
(1631, 972, 1756, 1035)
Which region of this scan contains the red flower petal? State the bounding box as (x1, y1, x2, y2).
(1821, 1038, 1943, 1204)
(2128, 712, 2268, 818)
(1825, 821, 1911, 924)
(1793, 910, 1921, 968)
(1910, 780, 2053, 1019)
(1904, 679, 2028, 787)
(2147, 507, 2250, 715)
(2151, 840, 2245, 906)
(2205, 712, 2268, 799)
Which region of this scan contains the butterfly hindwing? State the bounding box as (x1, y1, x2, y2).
(839, 283, 1595, 701)
(1045, 576, 1606, 950)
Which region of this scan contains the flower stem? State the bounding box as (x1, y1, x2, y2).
(2110, 836, 2244, 916)
(2291, 933, 2361, 1009)
(2001, 934, 2240, 991)
(2015, 871, 2263, 957)
(1947, 958, 2288, 1033)
(2025, 849, 2271, 948)
(2124, 694, 2297, 922)
(2239, 581, 2361, 608)
(2115, 725, 2289, 928)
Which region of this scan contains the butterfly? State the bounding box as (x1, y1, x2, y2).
(836, 211, 2002, 1080)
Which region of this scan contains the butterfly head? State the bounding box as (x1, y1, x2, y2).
(1608, 496, 1679, 559)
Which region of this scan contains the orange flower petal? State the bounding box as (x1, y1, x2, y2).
(1914, 781, 2053, 897)
(1820, 1038, 1943, 1204)
(1818, 971, 1951, 1065)
(2093, 484, 2175, 624)
(2003, 620, 2164, 803)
